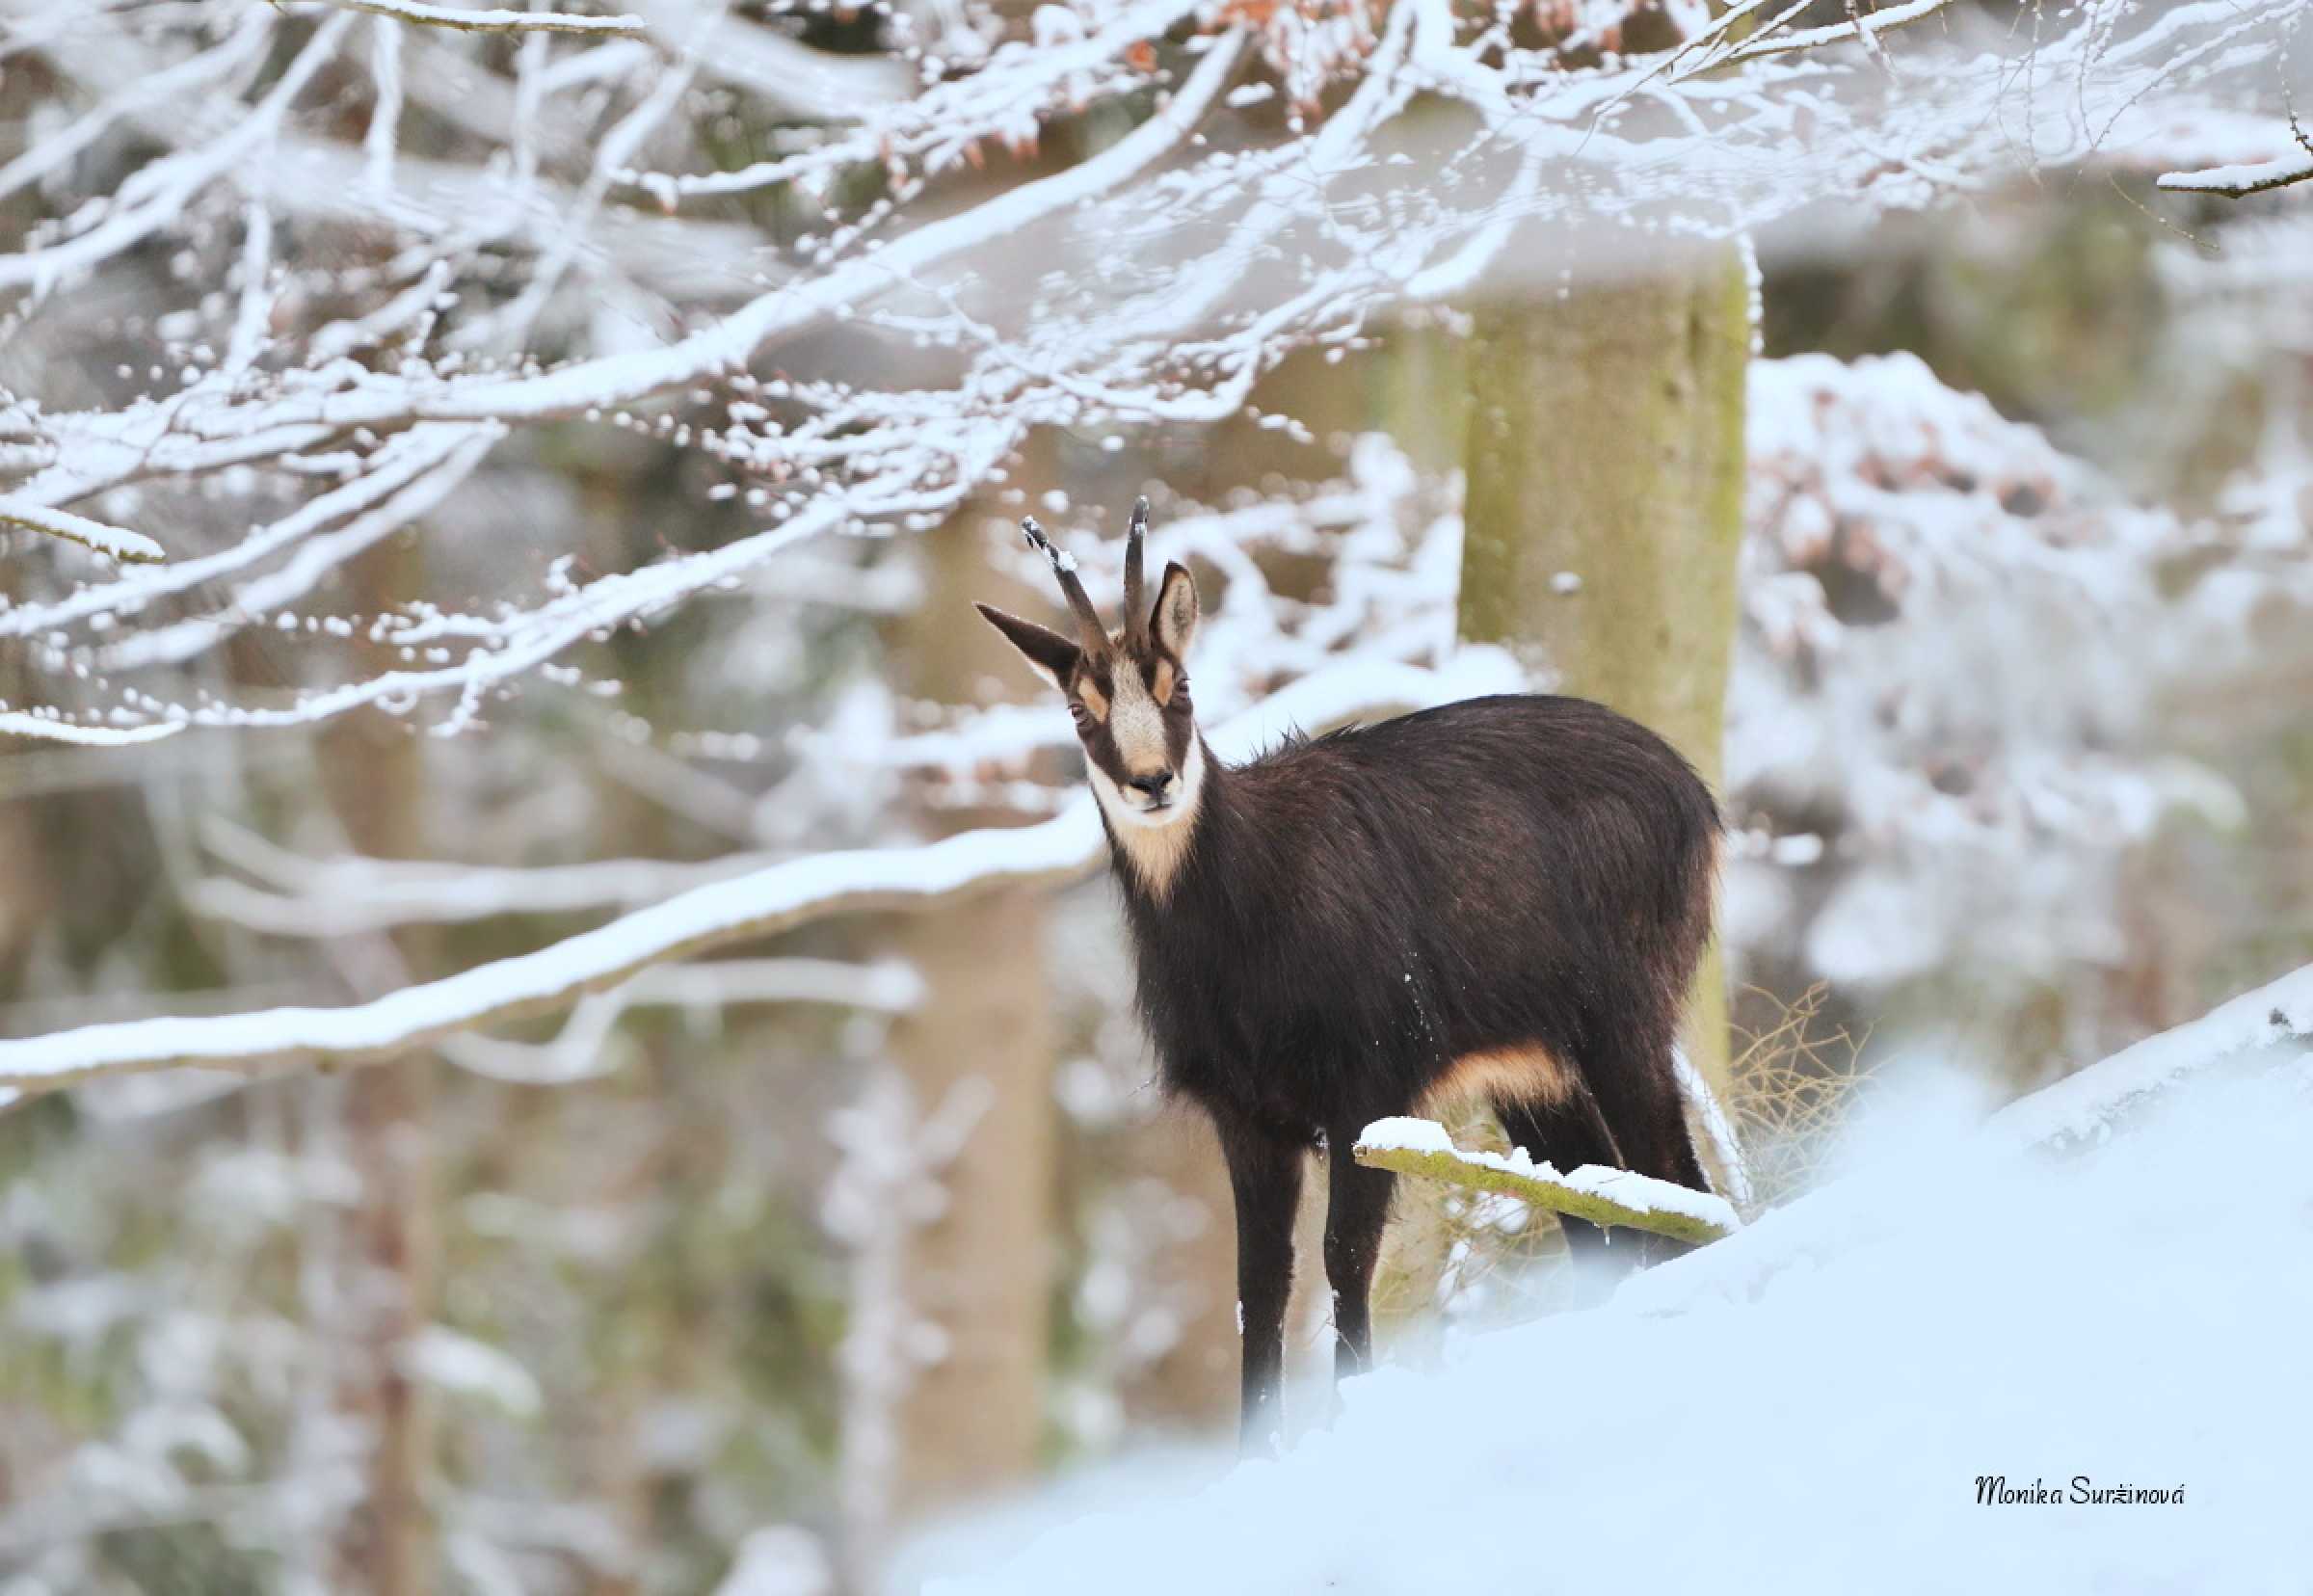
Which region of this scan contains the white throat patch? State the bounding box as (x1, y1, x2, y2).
(1090, 736, 1204, 898)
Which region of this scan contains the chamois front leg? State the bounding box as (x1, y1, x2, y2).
(1322, 1128, 1395, 1384)
(1217, 1113, 1303, 1456)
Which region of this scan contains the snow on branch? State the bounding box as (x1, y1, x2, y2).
(0, 0, 2299, 747)
(1704, 0, 1962, 68)
(2158, 149, 2313, 196)
(0, 13, 353, 296)
(2151, 102, 2313, 197)
(190, 828, 788, 936)
(0, 494, 164, 564)
(0, 809, 1093, 1089)
(443, 958, 924, 1085)
(625, 0, 1204, 205)
(1352, 1118, 1741, 1244)
(0, 651, 1517, 1090)
(290, 0, 648, 36)
(372, 24, 1250, 426)
(0, 711, 183, 748)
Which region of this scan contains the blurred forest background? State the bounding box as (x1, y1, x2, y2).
(1, 0, 2310, 1592)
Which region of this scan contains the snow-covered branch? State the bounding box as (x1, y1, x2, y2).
(0, 494, 165, 564)
(293, 0, 648, 37)
(2159, 148, 2313, 195)
(442, 957, 924, 1084)
(0, 812, 1089, 1088)
(0, 0, 2297, 748)
(0, 652, 1516, 1089)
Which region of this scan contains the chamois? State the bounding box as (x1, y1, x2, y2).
(976, 499, 1721, 1451)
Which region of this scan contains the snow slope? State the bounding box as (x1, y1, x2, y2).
(924, 968, 2313, 1595)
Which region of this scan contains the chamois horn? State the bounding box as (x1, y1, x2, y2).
(1022, 517, 1109, 657)
(1122, 496, 1151, 652)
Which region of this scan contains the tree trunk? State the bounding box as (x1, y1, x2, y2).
(1362, 315, 1474, 1345)
(869, 508, 1058, 1528)
(318, 534, 439, 1596)
(884, 891, 1054, 1512)
(1456, 242, 1750, 1106)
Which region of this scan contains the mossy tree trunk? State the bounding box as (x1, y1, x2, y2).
(1362, 315, 1476, 1346)
(1456, 242, 1751, 1109)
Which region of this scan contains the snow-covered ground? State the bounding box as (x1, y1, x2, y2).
(916, 970, 2313, 1595)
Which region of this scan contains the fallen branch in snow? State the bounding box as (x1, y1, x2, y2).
(0, 493, 164, 563)
(1352, 1118, 1741, 1245)
(0, 651, 1517, 1089)
(288, 0, 648, 36)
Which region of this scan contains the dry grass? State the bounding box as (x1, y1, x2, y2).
(1726, 983, 1880, 1210)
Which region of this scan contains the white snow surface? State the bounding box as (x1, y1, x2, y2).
(925, 967, 2313, 1596)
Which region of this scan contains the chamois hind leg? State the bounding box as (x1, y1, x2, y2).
(1215, 1110, 1305, 1456)
(1494, 1087, 1629, 1268)
(1577, 1009, 1711, 1198)
(1576, 1030, 1711, 1268)
(1322, 1125, 1396, 1385)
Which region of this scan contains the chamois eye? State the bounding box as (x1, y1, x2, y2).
(1068, 701, 1092, 729)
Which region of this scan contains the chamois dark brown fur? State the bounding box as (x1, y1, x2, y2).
(977, 500, 1720, 1451)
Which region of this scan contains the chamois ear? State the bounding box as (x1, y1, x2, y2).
(975, 602, 1081, 691)
(1152, 561, 1199, 658)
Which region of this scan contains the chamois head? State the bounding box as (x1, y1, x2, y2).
(976, 498, 1205, 837)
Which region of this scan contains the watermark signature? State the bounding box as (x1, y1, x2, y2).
(1976, 1476, 2186, 1506)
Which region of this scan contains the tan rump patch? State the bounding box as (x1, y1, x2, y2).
(1151, 658, 1177, 705)
(1424, 1046, 1577, 1111)
(1076, 676, 1109, 722)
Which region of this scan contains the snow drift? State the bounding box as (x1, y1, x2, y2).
(920, 968, 2313, 1595)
